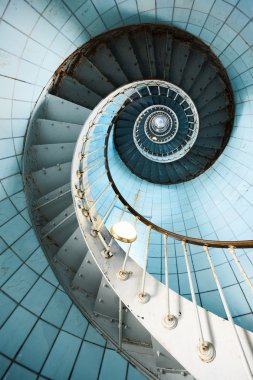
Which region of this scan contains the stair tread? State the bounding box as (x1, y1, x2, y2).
(41, 203, 75, 236)
(72, 251, 102, 296)
(44, 94, 91, 124)
(57, 75, 102, 109)
(56, 227, 87, 272)
(36, 118, 83, 144)
(88, 42, 128, 87)
(29, 142, 75, 170)
(31, 161, 72, 196)
(74, 56, 115, 97)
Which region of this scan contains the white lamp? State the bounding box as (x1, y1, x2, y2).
(110, 221, 137, 243)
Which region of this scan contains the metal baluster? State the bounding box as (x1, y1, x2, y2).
(80, 146, 105, 159)
(76, 158, 105, 178)
(101, 205, 129, 259)
(84, 171, 107, 193)
(204, 246, 252, 378)
(182, 241, 215, 362)
(228, 246, 253, 294)
(135, 88, 142, 98)
(91, 195, 118, 235)
(84, 182, 111, 216)
(146, 85, 151, 95)
(83, 133, 108, 142)
(137, 225, 151, 304)
(162, 235, 177, 329)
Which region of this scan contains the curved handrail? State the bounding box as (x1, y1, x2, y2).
(72, 79, 253, 379)
(104, 123, 253, 249)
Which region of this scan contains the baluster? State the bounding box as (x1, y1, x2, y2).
(80, 146, 105, 159)
(162, 234, 177, 329)
(228, 246, 253, 294)
(204, 246, 252, 378)
(83, 132, 108, 143)
(83, 171, 107, 193)
(83, 182, 111, 216)
(100, 205, 129, 259)
(76, 157, 105, 178)
(182, 241, 215, 362)
(137, 225, 151, 304)
(91, 194, 118, 236)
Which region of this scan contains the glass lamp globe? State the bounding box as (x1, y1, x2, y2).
(110, 221, 137, 243)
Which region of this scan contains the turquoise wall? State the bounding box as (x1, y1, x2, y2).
(1, 0, 253, 377)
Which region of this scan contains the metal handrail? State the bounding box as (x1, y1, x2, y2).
(104, 123, 253, 249)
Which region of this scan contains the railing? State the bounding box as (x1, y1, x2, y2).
(72, 80, 253, 378)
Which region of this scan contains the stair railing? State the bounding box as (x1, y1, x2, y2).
(72, 80, 253, 376)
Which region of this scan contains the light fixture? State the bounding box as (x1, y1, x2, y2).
(110, 221, 137, 243)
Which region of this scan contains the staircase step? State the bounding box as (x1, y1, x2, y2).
(31, 161, 71, 196)
(57, 75, 102, 109)
(72, 251, 102, 297)
(180, 50, 205, 93)
(189, 63, 217, 100)
(56, 227, 87, 272)
(153, 29, 169, 79)
(89, 43, 128, 87)
(73, 56, 115, 97)
(44, 94, 91, 124)
(197, 93, 226, 115)
(94, 279, 119, 320)
(194, 77, 226, 108)
(169, 40, 190, 86)
(41, 203, 76, 239)
(36, 119, 82, 144)
(29, 143, 75, 170)
(33, 182, 72, 222)
(129, 29, 152, 78)
(107, 33, 143, 82)
(201, 109, 229, 125)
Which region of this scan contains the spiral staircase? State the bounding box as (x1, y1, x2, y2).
(20, 22, 253, 380)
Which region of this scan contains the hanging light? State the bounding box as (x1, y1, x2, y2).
(110, 221, 137, 243)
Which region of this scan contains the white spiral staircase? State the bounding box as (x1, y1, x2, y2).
(22, 24, 253, 380)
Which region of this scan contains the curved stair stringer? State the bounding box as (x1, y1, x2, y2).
(73, 206, 253, 380)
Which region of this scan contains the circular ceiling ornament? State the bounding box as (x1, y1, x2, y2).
(132, 82, 199, 163)
(142, 106, 178, 143)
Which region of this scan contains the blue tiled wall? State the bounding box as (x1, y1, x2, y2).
(1, 0, 253, 377)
